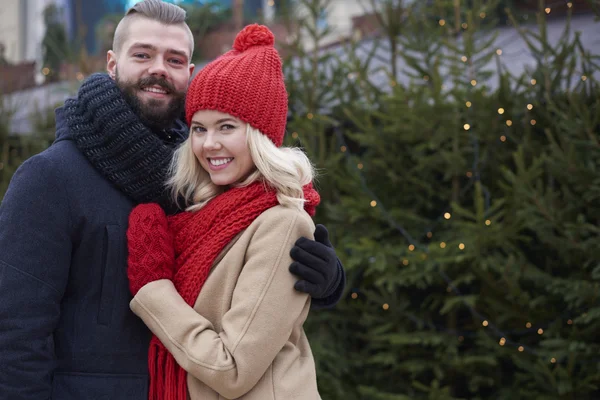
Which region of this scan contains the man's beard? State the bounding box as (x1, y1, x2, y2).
(115, 69, 186, 132)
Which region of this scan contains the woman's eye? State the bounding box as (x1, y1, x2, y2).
(221, 124, 235, 130)
(192, 126, 206, 134)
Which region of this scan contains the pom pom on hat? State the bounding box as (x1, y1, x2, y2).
(233, 24, 275, 52)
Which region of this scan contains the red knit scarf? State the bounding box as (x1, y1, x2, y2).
(147, 181, 320, 400)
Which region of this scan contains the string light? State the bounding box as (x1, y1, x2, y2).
(440, 242, 447, 249)
(567, 2, 572, 7)
(76, 72, 84, 81)
(496, 49, 502, 55)
(518, 346, 524, 352)
(439, 19, 446, 26)
(402, 259, 409, 266)
(537, 328, 544, 335)
(530, 79, 537, 85)
(485, 219, 491, 225)
(370, 200, 377, 207)
(500, 135, 507, 142)
(482, 320, 489, 327)
(470, 79, 477, 86)
(461, 55, 468, 62)
(444, 212, 451, 219)
(426, 232, 433, 238)
(499, 337, 506, 346)
(42, 67, 50, 75)
(506, 120, 513, 126)
(458, 243, 465, 250)
(530, 119, 536, 125)
(581, 75, 587, 81)
(340, 145, 347, 152)
(357, 163, 364, 169)
(466, 101, 472, 107)
(498, 108, 505, 114)
(423, 75, 430, 81)
(382, 303, 390, 310)
(464, 123, 471, 130)
(526, 322, 532, 328)
(545, 7, 551, 14)
(480, 12, 486, 18)
(292, 132, 299, 139)
(351, 292, 358, 299)
(461, 22, 468, 29)
(390, 80, 397, 87)
(527, 103, 533, 110)
(408, 244, 415, 251)
(551, 357, 557, 363)
(567, 319, 573, 325)
(466, 171, 473, 177)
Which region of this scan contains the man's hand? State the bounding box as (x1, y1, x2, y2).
(289, 224, 342, 299)
(127, 203, 175, 296)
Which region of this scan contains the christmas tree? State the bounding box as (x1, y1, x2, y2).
(283, 0, 600, 398)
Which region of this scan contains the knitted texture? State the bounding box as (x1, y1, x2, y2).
(135, 181, 320, 400)
(63, 73, 185, 209)
(127, 204, 176, 296)
(185, 24, 288, 147)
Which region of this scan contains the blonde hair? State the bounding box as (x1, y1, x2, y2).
(168, 125, 315, 212)
(113, 0, 194, 58)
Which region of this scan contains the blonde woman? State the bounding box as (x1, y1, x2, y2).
(126, 24, 322, 399)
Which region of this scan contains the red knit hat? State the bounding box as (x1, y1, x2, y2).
(185, 24, 288, 147)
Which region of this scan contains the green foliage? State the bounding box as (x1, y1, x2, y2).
(42, 4, 70, 83)
(283, 0, 600, 398)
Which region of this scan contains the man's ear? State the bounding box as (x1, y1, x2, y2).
(188, 63, 195, 79)
(107, 50, 117, 79)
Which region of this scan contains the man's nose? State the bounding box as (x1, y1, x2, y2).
(147, 57, 168, 78)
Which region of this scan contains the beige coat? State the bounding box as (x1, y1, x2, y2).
(130, 205, 321, 400)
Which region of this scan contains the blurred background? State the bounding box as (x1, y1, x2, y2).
(1, 0, 600, 399)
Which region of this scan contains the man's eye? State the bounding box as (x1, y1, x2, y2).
(133, 53, 149, 59)
(170, 59, 184, 65)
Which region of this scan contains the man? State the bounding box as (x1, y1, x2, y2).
(0, 1, 345, 399)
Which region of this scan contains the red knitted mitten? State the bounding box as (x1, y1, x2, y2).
(127, 203, 175, 296)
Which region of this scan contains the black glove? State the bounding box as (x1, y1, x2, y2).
(290, 224, 342, 299)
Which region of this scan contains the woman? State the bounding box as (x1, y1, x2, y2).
(126, 24, 322, 399)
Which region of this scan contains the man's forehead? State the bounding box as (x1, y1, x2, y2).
(122, 18, 191, 56)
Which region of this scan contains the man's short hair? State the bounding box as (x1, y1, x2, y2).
(112, 0, 194, 60)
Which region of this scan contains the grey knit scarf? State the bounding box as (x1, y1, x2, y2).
(62, 73, 187, 210)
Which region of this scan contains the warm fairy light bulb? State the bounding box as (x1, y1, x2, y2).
(582, 75, 587, 81)
(402, 259, 409, 266)
(461, 22, 468, 29)
(530, 119, 536, 125)
(499, 337, 506, 346)
(567, 319, 573, 325)
(440, 242, 447, 249)
(292, 132, 299, 139)
(370, 200, 377, 207)
(340, 146, 347, 152)
(351, 292, 358, 299)
(444, 212, 451, 219)
(498, 108, 505, 114)
(423, 75, 429, 81)
(531, 79, 537, 85)
(518, 346, 524, 352)
(461, 56, 467, 62)
(482, 320, 488, 326)
(551, 357, 556, 363)
(382, 303, 389, 310)
(480, 12, 486, 18)
(485, 219, 491, 225)
(526, 322, 532, 328)
(506, 120, 513, 126)
(470, 79, 477, 86)
(307, 113, 314, 119)
(464, 123, 471, 130)
(466, 171, 473, 177)
(427, 232, 433, 238)
(357, 163, 364, 169)
(466, 101, 472, 107)
(527, 103, 533, 110)
(567, 2, 572, 7)
(537, 328, 544, 335)
(408, 244, 415, 251)
(545, 7, 551, 14)
(500, 135, 507, 142)
(439, 19, 446, 26)
(496, 49, 502, 55)
(458, 243, 465, 250)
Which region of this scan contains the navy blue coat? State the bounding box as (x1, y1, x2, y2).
(0, 108, 152, 399)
